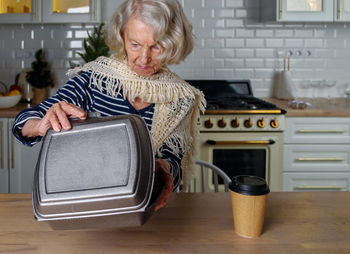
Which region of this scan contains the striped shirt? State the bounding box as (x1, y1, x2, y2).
(13, 71, 183, 189)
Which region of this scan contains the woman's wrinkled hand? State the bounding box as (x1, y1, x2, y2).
(154, 159, 174, 212)
(22, 101, 87, 137)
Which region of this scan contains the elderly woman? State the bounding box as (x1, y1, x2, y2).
(13, 0, 205, 211)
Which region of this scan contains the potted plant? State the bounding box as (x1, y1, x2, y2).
(26, 49, 54, 105)
(70, 23, 110, 67)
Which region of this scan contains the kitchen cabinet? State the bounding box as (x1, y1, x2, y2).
(0, 118, 9, 192)
(283, 117, 350, 191)
(42, 0, 100, 24)
(0, 0, 100, 24)
(0, 0, 41, 23)
(337, 0, 350, 21)
(261, 0, 350, 22)
(0, 118, 41, 193)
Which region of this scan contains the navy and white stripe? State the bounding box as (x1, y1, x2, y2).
(13, 71, 183, 190)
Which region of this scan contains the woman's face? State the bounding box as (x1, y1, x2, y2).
(123, 17, 163, 77)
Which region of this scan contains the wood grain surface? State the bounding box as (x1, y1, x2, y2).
(0, 102, 31, 118)
(0, 192, 350, 254)
(264, 98, 350, 117)
(2, 98, 350, 118)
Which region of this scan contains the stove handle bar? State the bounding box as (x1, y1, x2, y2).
(206, 139, 275, 146)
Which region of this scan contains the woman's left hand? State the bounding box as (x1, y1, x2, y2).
(154, 159, 174, 212)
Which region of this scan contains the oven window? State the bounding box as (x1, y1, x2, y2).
(213, 149, 266, 183)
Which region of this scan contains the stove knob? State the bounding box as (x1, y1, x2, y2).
(204, 117, 214, 128)
(218, 117, 227, 128)
(270, 118, 279, 128)
(244, 118, 253, 128)
(257, 117, 266, 128)
(231, 117, 240, 128)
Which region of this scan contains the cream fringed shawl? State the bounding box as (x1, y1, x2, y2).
(67, 56, 206, 189)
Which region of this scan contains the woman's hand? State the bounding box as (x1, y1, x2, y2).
(22, 101, 87, 137)
(154, 159, 174, 212)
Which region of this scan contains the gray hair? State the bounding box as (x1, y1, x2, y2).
(106, 0, 194, 65)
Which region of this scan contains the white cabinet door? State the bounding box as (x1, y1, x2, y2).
(335, 0, 350, 21)
(284, 144, 350, 172)
(0, 118, 9, 193)
(283, 172, 350, 191)
(261, 0, 336, 22)
(8, 119, 41, 193)
(42, 0, 100, 23)
(0, 0, 41, 24)
(283, 117, 350, 192)
(284, 117, 350, 144)
(280, 0, 334, 21)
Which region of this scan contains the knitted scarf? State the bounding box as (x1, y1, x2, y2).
(67, 55, 206, 188)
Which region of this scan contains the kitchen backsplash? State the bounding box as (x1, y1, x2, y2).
(1, 0, 350, 98)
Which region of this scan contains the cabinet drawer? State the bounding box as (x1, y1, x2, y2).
(283, 173, 350, 191)
(283, 144, 350, 172)
(284, 117, 350, 144)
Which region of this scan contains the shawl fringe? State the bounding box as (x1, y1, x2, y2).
(67, 56, 206, 111)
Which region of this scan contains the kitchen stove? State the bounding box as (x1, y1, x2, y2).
(187, 80, 286, 192)
(188, 80, 286, 132)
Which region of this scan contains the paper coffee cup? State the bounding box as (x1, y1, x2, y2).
(229, 175, 270, 238)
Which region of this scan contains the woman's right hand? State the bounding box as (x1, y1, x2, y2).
(22, 101, 87, 137)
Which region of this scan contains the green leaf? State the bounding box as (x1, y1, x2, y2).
(73, 23, 110, 65)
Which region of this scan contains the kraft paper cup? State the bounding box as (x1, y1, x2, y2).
(229, 175, 270, 238)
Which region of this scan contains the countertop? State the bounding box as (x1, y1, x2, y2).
(1, 192, 350, 254)
(0, 102, 31, 118)
(2, 99, 350, 118)
(264, 98, 350, 117)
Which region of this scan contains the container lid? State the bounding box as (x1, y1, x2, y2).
(229, 175, 270, 196)
(33, 115, 154, 221)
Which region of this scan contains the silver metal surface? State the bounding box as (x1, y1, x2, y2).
(32, 115, 155, 229)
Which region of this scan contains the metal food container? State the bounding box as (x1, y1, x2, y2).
(32, 114, 156, 230)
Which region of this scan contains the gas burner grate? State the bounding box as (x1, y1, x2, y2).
(186, 79, 286, 113)
(206, 96, 284, 111)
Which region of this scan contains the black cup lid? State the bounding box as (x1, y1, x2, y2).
(229, 175, 270, 196)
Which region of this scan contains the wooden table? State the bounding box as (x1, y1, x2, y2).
(1, 192, 350, 254)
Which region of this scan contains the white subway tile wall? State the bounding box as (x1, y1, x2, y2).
(0, 0, 350, 97)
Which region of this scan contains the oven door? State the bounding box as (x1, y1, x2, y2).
(193, 132, 283, 192)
